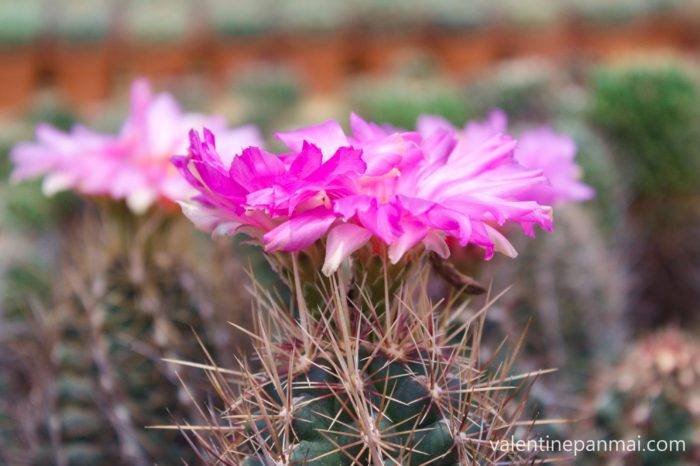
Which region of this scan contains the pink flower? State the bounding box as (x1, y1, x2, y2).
(417, 109, 594, 205)
(10, 79, 261, 213)
(172, 127, 366, 247)
(176, 114, 554, 275)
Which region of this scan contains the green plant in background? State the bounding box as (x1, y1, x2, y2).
(206, 0, 272, 37)
(1, 78, 265, 465)
(350, 76, 471, 129)
(588, 60, 700, 328)
(125, 0, 191, 43)
(56, 0, 111, 43)
(466, 58, 561, 124)
(569, 0, 686, 24)
(0, 0, 42, 45)
(589, 61, 700, 198)
(2, 209, 255, 466)
(582, 328, 700, 465)
(230, 65, 302, 133)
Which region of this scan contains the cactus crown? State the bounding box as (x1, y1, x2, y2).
(175, 257, 541, 465)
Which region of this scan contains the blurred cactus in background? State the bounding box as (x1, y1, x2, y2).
(230, 65, 303, 133)
(589, 61, 700, 198)
(0, 99, 81, 465)
(0, 80, 262, 465)
(581, 328, 700, 465)
(350, 74, 470, 129)
(2, 207, 255, 465)
(466, 58, 562, 124)
(588, 60, 700, 328)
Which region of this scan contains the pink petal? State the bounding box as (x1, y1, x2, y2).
(322, 224, 372, 275)
(229, 147, 285, 191)
(276, 120, 349, 160)
(461, 109, 507, 146)
(416, 114, 454, 137)
(145, 93, 182, 156)
(306, 146, 366, 182)
(423, 231, 450, 259)
(178, 200, 238, 233)
(334, 195, 374, 220)
(214, 124, 263, 169)
(356, 202, 402, 244)
(485, 225, 518, 258)
(360, 133, 407, 176)
(263, 208, 336, 252)
(388, 219, 428, 264)
(289, 142, 323, 179)
(349, 112, 390, 141)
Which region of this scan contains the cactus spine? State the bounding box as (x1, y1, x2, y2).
(176, 255, 543, 465)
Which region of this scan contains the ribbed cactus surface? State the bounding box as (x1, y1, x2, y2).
(187, 262, 539, 465)
(2, 209, 251, 465)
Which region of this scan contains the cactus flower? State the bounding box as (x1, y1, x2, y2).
(175, 114, 555, 274)
(10, 79, 261, 214)
(417, 109, 595, 205)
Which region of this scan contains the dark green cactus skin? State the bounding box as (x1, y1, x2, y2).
(589, 391, 694, 466)
(47, 255, 207, 465)
(242, 351, 460, 466)
(1, 243, 224, 465)
(581, 329, 700, 466)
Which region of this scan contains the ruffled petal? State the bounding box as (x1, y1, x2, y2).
(423, 230, 450, 259)
(322, 223, 372, 276)
(276, 120, 349, 160)
(263, 208, 336, 252)
(388, 219, 428, 264)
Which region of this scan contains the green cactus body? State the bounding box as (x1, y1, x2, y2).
(241, 351, 458, 466)
(2, 208, 253, 465)
(191, 260, 535, 465)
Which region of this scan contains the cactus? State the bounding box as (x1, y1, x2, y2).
(350, 76, 471, 129)
(230, 65, 302, 133)
(588, 60, 700, 328)
(164, 110, 566, 464)
(173, 256, 545, 465)
(467, 58, 562, 124)
(583, 328, 700, 465)
(589, 60, 700, 198)
(1, 206, 254, 465)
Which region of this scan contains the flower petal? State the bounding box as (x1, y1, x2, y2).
(423, 230, 450, 259)
(322, 224, 372, 276)
(276, 120, 349, 160)
(263, 208, 336, 252)
(388, 219, 428, 264)
(485, 224, 518, 258)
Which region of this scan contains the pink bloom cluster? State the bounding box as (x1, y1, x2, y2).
(11, 79, 261, 214)
(418, 110, 594, 205)
(174, 113, 566, 275)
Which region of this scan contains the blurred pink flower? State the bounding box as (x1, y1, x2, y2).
(11, 79, 261, 213)
(176, 114, 554, 275)
(417, 109, 595, 205)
